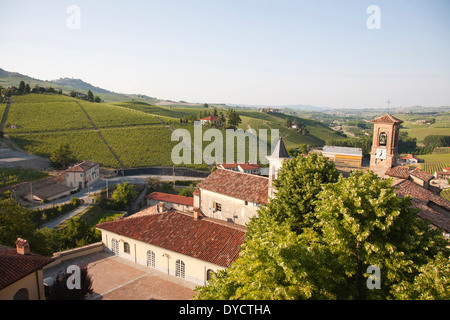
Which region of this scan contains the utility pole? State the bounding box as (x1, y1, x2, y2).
(30, 182, 33, 203)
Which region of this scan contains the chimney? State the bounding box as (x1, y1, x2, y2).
(15, 238, 30, 255)
(193, 207, 202, 220)
(158, 202, 167, 213)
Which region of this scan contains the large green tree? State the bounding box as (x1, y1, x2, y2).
(194, 158, 449, 300)
(50, 144, 74, 169)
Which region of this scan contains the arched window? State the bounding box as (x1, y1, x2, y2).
(147, 250, 155, 268)
(206, 269, 215, 281)
(379, 132, 387, 146)
(14, 288, 29, 300)
(175, 260, 185, 278)
(111, 238, 119, 255)
(123, 242, 130, 254)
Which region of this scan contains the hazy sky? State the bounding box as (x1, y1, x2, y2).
(1, 0, 449, 108)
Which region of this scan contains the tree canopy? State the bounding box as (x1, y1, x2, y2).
(194, 154, 449, 300)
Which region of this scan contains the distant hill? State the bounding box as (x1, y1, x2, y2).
(0, 67, 160, 104)
(50, 77, 115, 95)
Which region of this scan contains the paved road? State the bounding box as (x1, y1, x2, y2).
(30, 174, 205, 210)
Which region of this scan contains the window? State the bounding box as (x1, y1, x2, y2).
(147, 250, 155, 268)
(176, 260, 185, 278)
(379, 132, 387, 146)
(14, 288, 29, 300)
(111, 238, 119, 255)
(123, 242, 130, 254)
(206, 269, 215, 281)
(213, 201, 222, 212)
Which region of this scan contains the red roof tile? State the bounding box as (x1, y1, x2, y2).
(145, 192, 194, 206)
(197, 168, 269, 205)
(371, 114, 403, 124)
(0, 245, 52, 289)
(96, 210, 245, 267)
(200, 116, 219, 121)
(385, 166, 411, 179)
(65, 161, 99, 172)
(409, 167, 434, 182)
(393, 180, 450, 233)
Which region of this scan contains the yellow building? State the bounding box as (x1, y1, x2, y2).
(0, 239, 51, 300)
(321, 146, 363, 168)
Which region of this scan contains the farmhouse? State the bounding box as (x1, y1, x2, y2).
(398, 154, 419, 165)
(65, 161, 100, 189)
(200, 116, 220, 126)
(0, 239, 51, 300)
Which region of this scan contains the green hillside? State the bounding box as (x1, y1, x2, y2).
(0, 93, 346, 170)
(0, 68, 160, 104)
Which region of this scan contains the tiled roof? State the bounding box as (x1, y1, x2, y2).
(371, 114, 403, 124)
(96, 210, 245, 267)
(146, 192, 194, 207)
(409, 167, 434, 182)
(197, 168, 269, 205)
(401, 154, 418, 160)
(0, 245, 52, 289)
(65, 161, 99, 172)
(238, 163, 261, 170)
(393, 179, 450, 233)
(385, 166, 411, 179)
(200, 116, 219, 121)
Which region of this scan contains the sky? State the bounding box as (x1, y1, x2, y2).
(0, 0, 449, 109)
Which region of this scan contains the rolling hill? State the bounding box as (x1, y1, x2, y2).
(0, 68, 160, 104)
(0, 93, 346, 170)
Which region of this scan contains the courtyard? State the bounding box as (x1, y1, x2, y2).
(43, 251, 196, 300)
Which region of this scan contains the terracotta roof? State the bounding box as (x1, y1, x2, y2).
(200, 116, 219, 121)
(218, 162, 261, 170)
(371, 114, 403, 124)
(145, 192, 194, 207)
(238, 163, 261, 170)
(393, 179, 450, 233)
(385, 166, 411, 179)
(96, 210, 245, 267)
(409, 167, 434, 182)
(401, 154, 418, 160)
(65, 161, 99, 172)
(0, 245, 52, 289)
(197, 168, 269, 205)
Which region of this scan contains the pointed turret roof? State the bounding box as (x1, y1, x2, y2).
(269, 137, 290, 159)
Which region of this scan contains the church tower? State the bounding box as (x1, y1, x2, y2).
(369, 114, 403, 176)
(266, 137, 291, 198)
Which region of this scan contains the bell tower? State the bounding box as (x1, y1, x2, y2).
(266, 137, 291, 198)
(369, 114, 403, 176)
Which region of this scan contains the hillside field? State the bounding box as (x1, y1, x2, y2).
(0, 94, 345, 170)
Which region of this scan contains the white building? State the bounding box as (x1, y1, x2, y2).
(65, 161, 100, 189)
